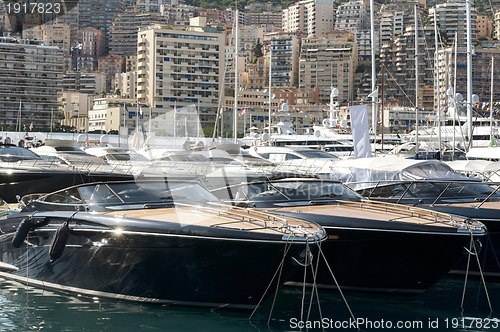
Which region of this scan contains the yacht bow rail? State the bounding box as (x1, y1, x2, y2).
(333, 199, 484, 230)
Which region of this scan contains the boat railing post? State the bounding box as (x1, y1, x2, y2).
(396, 181, 413, 205)
(476, 184, 500, 209)
(430, 181, 452, 207)
(367, 181, 381, 198)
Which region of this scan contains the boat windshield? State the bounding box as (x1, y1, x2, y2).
(39, 181, 219, 205)
(332, 162, 466, 191)
(359, 181, 500, 201)
(0, 145, 42, 162)
(298, 150, 339, 159)
(234, 180, 361, 203)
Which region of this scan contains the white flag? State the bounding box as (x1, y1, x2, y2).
(367, 89, 378, 99)
(349, 105, 371, 158)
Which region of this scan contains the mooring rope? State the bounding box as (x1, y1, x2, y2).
(248, 237, 293, 324)
(461, 232, 474, 316)
(317, 244, 358, 330)
(300, 241, 308, 323)
(471, 233, 493, 315)
(306, 240, 324, 325)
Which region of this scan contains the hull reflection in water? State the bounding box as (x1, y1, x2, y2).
(210, 178, 486, 293)
(0, 180, 325, 309)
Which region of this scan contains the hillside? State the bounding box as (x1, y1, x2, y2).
(187, 0, 494, 16)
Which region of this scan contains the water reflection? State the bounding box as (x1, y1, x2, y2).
(0, 276, 498, 331)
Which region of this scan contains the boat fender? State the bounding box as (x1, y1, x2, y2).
(49, 221, 70, 262)
(11, 217, 33, 248)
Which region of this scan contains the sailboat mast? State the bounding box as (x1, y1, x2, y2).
(268, 48, 272, 146)
(370, 0, 377, 136)
(414, 5, 419, 154)
(453, 33, 458, 157)
(434, 10, 442, 152)
(233, 9, 239, 143)
(466, 0, 473, 148)
(490, 55, 494, 144)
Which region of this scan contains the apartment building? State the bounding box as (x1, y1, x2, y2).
(299, 31, 358, 104)
(0, 38, 63, 129)
(476, 14, 493, 40)
(244, 56, 268, 89)
(248, 12, 282, 27)
(282, 0, 335, 38)
(76, 28, 105, 72)
(436, 47, 500, 107)
(264, 31, 304, 88)
(334, 0, 368, 33)
(78, 0, 124, 51)
(98, 54, 125, 92)
(115, 71, 137, 99)
(429, 2, 477, 48)
(380, 25, 436, 111)
(136, 19, 225, 131)
(160, 3, 197, 24)
(109, 12, 169, 57)
(59, 91, 93, 132)
(63, 72, 106, 94)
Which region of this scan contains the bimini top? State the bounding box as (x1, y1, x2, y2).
(329, 157, 467, 190)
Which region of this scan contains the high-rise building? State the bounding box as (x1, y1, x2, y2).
(429, 2, 477, 48)
(437, 47, 500, 108)
(136, 20, 224, 131)
(299, 31, 358, 104)
(0, 37, 63, 129)
(78, 0, 124, 52)
(109, 12, 169, 57)
(98, 54, 125, 92)
(380, 25, 436, 111)
(76, 27, 105, 71)
(63, 72, 106, 94)
(264, 31, 304, 88)
(59, 91, 93, 132)
(248, 12, 282, 28)
(334, 0, 368, 33)
(282, 0, 335, 38)
(476, 14, 493, 40)
(115, 71, 137, 100)
(135, 0, 166, 12)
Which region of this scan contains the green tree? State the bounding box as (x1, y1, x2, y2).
(253, 39, 263, 58)
(202, 126, 214, 137)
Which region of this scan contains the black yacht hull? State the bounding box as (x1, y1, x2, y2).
(420, 205, 500, 278)
(288, 226, 476, 293)
(272, 211, 479, 293)
(0, 220, 309, 308)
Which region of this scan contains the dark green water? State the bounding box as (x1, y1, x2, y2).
(0, 276, 498, 331)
